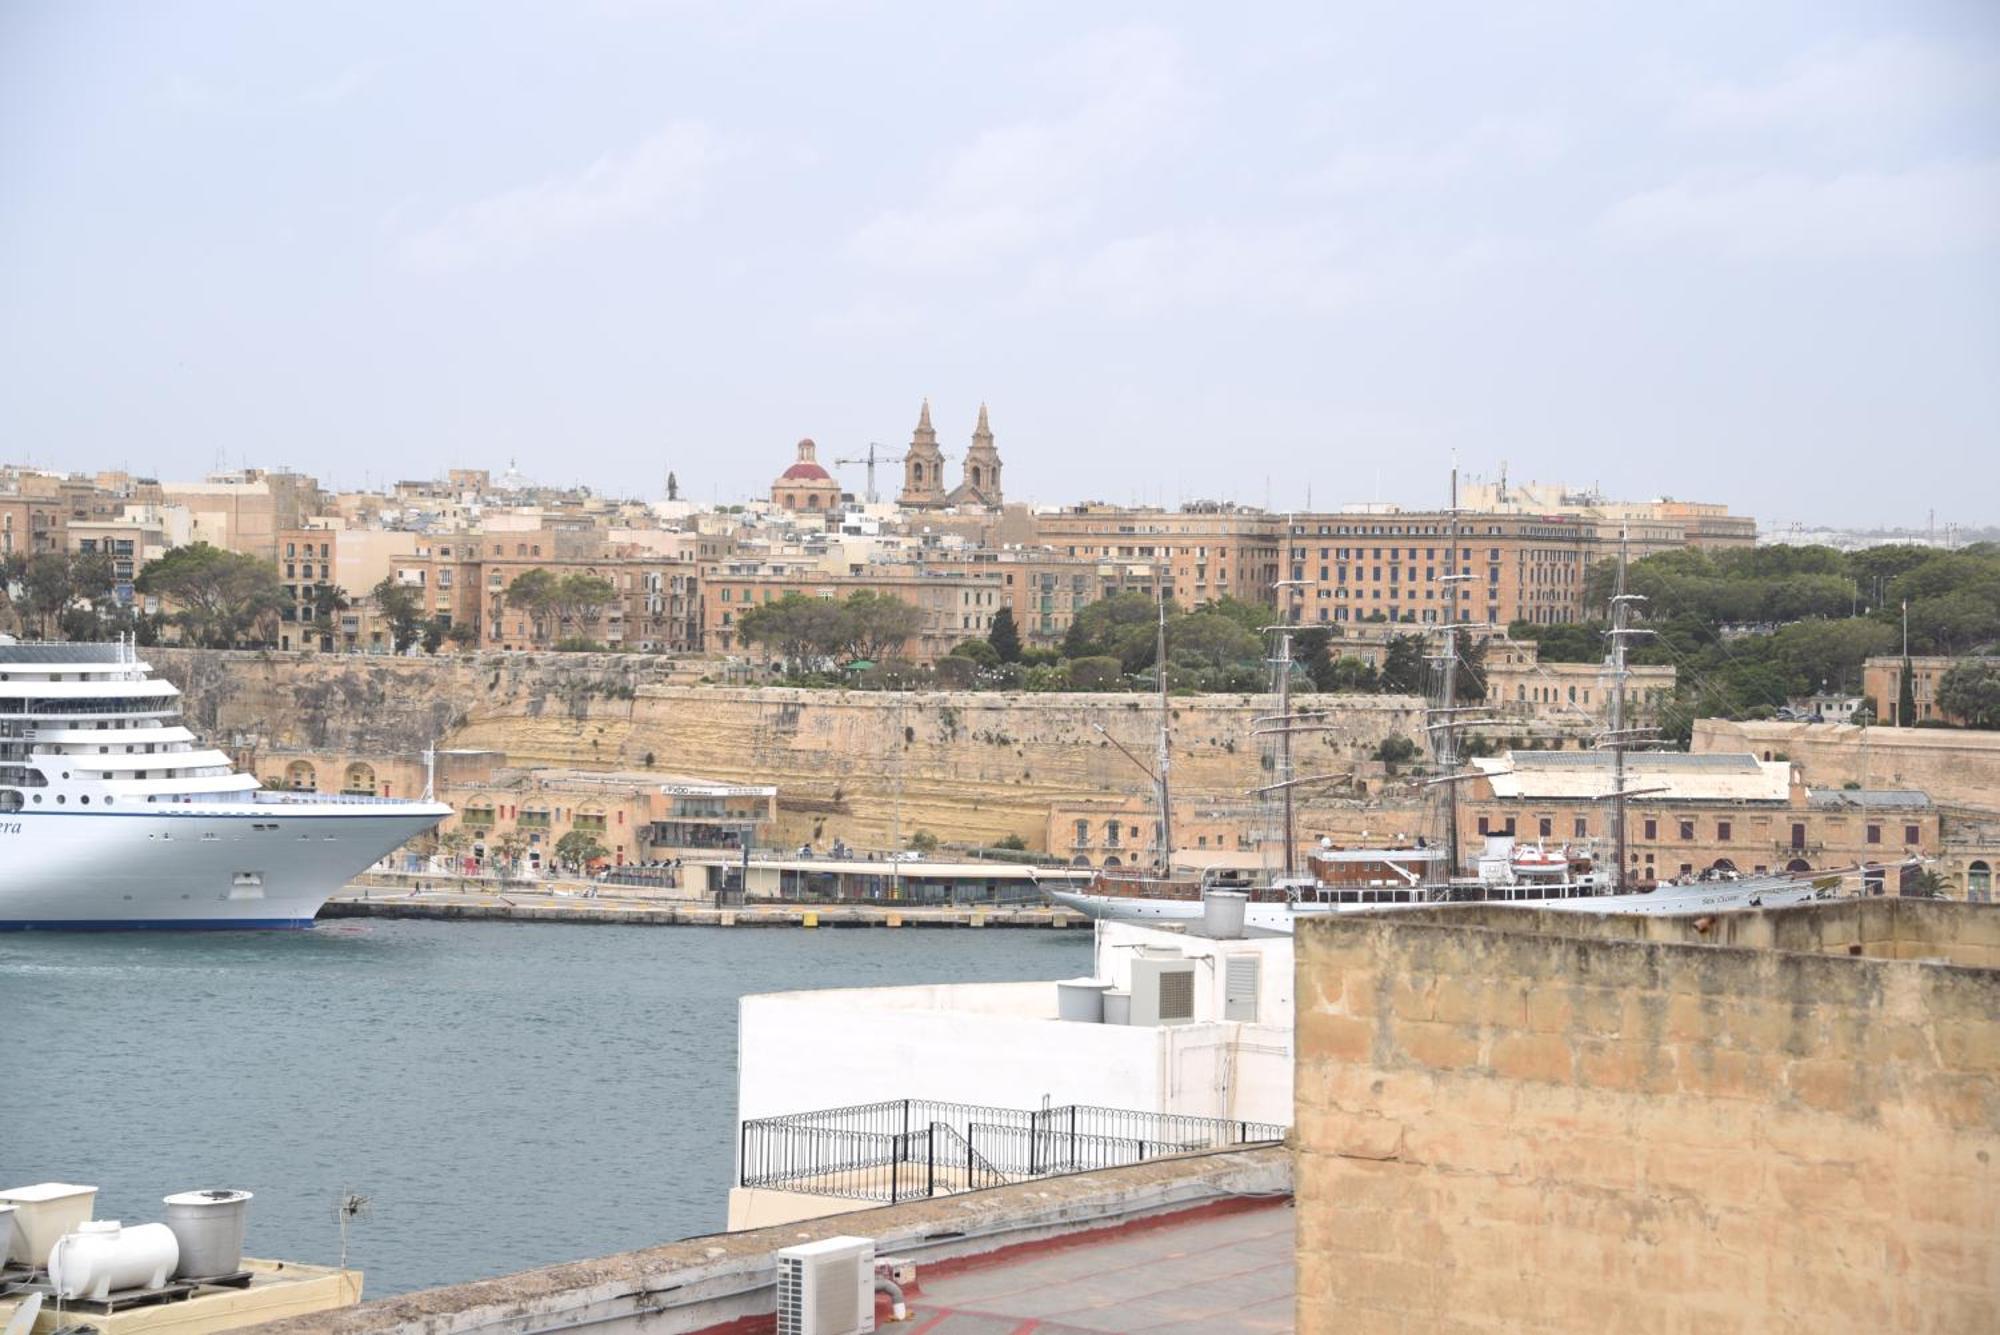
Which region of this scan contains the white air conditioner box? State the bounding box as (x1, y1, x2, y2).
(1129, 957, 1198, 1027)
(776, 1235, 875, 1335)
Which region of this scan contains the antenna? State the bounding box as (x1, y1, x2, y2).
(1154, 587, 1173, 872)
(336, 1191, 372, 1273)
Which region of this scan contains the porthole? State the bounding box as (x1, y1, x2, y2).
(80, 795, 90, 805)
(56, 795, 65, 804)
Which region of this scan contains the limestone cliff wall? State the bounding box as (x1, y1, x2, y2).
(149, 649, 1426, 848)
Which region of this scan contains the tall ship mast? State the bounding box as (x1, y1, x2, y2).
(1603, 525, 1651, 892)
(1153, 590, 1173, 871)
(0, 638, 450, 929)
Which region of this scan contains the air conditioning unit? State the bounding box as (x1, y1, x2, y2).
(776, 1235, 875, 1335)
(1129, 957, 1198, 1026)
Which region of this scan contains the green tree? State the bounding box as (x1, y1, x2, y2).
(1319, 655, 1379, 692)
(1378, 634, 1427, 693)
(136, 543, 286, 648)
(1936, 660, 2000, 729)
(499, 569, 615, 645)
(1065, 592, 1173, 671)
(1375, 735, 1419, 768)
(20, 551, 114, 639)
(371, 577, 426, 653)
(1167, 611, 1263, 674)
(737, 592, 849, 669)
(1898, 655, 1918, 728)
(842, 590, 922, 662)
(1198, 596, 1272, 639)
(304, 582, 350, 648)
(949, 637, 1001, 668)
(987, 606, 1023, 663)
(1067, 655, 1125, 690)
(504, 568, 561, 642)
(554, 829, 608, 873)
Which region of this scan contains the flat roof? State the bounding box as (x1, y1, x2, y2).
(1479, 752, 1791, 803)
(902, 1199, 1294, 1333)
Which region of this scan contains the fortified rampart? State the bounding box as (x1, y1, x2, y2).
(147, 649, 1427, 850)
(1695, 717, 2000, 813)
(1295, 900, 2000, 1332)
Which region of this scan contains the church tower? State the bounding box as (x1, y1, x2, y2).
(899, 399, 947, 507)
(956, 402, 1003, 507)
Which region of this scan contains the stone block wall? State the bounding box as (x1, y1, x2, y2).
(146, 648, 1426, 850)
(1295, 905, 2000, 1333)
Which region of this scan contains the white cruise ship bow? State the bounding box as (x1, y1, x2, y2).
(0, 640, 449, 929)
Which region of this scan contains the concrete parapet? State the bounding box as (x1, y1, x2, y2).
(249, 1145, 1290, 1335)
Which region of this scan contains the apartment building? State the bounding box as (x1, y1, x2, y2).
(1034, 504, 1281, 609)
(1280, 510, 1592, 628)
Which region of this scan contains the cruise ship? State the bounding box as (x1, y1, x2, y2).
(0, 640, 450, 929)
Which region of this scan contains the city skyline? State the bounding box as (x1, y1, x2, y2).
(3, 1, 1996, 527)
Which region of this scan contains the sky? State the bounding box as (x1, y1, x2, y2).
(2, 1, 1996, 530)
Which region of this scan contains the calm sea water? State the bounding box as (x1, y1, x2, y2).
(0, 921, 1088, 1297)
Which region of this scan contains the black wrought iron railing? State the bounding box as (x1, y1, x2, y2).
(738, 1097, 1286, 1204)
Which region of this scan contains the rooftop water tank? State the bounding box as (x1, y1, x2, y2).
(1202, 890, 1247, 939)
(0, 1183, 97, 1268)
(1055, 978, 1112, 1023)
(48, 1221, 179, 1300)
(162, 1190, 253, 1279)
(1102, 988, 1132, 1026)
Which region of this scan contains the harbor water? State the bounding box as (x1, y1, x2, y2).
(0, 920, 1089, 1296)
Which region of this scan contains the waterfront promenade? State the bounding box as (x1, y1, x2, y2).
(327, 879, 1085, 928)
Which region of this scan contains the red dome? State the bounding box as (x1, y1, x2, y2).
(781, 461, 832, 481)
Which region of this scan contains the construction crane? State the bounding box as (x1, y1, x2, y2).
(833, 442, 903, 504)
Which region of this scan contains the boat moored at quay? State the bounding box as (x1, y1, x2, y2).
(0, 639, 449, 930)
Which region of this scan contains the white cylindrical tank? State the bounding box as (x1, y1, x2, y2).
(48, 1221, 180, 1301)
(162, 1190, 253, 1278)
(1202, 890, 1247, 939)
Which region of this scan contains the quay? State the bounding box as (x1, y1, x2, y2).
(322, 885, 1085, 928)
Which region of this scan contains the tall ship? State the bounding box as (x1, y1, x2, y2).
(0, 639, 449, 929)
(1046, 476, 1844, 931)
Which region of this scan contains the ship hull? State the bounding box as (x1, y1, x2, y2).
(1046, 876, 1831, 932)
(0, 804, 447, 930)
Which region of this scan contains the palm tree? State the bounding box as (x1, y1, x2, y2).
(1904, 867, 1951, 899)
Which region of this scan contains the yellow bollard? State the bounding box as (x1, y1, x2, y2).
(886, 913, 902, 929)
(802, 910, 819, 929)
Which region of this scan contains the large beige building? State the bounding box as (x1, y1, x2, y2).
(1460, 749, 1954, 889)
(1864, 654, 1994, 727)
(1035, 503, 1282, 608)
(1281, 509, 1593, 627)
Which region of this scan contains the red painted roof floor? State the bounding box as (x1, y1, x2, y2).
(896, 1198, 1294, 1334)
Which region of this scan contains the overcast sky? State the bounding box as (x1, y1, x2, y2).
(2, 2, 1995, 529)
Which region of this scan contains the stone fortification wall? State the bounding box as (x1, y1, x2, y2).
(149, 649, 1425, 849)
(1295, 904, 2000, 1333)
(1695, 717, 2000, 813)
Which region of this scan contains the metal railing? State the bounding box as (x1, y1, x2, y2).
(739, 1097, 1285, 1205)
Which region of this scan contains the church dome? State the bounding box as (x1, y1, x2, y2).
(780, 438, 832, 481)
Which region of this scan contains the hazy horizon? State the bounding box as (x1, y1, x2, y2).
(3, 1, 1995, 530)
